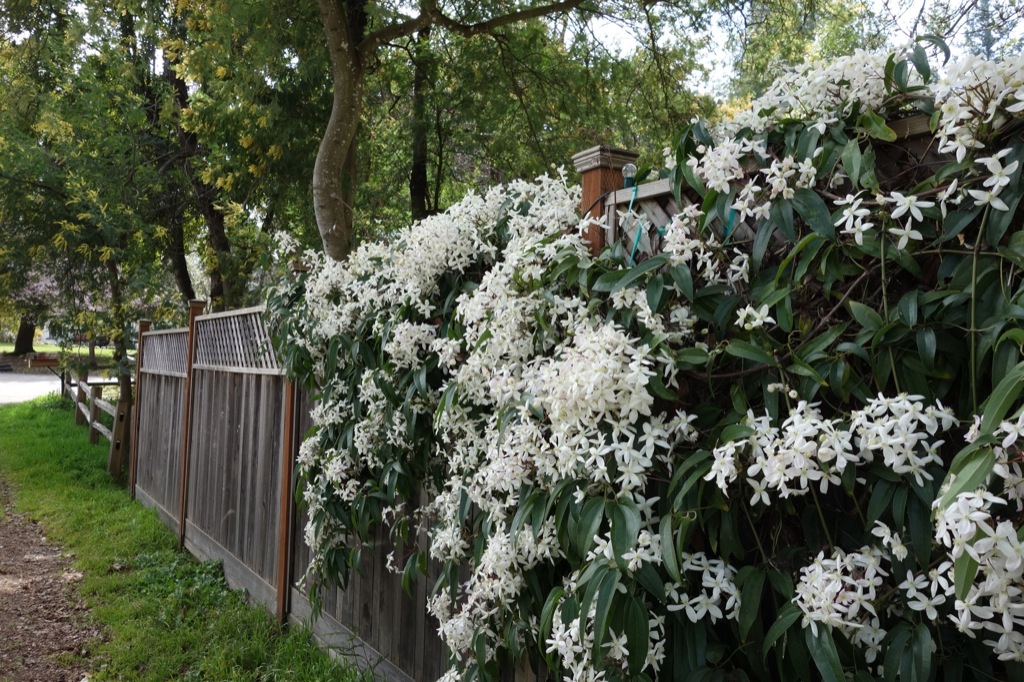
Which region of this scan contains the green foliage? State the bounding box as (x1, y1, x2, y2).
(270, 37, 1024, 681)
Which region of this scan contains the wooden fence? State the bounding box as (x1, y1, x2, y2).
(55, 367, 133, 478)
(130, 302, 446, 681)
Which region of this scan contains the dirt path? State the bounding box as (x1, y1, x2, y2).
(0, 478, 98, 681)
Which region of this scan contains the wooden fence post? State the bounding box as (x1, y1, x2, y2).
(129, 319, 151, 500)
(276, 379, 297, 624)
(75, 370, 88, 425)
(108, 396, 132, 481)
(88, 384, 102, 444)
(571, 145, 639, 258)
(178, 299, 205, 549)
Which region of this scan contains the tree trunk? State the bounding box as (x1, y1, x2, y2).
(167, 213, 196, 304)
(410, 27, 432, 221)
(105, 259, 131, 482)
(13, 316, 35, 355)
(202, 204, 233, 311)
(314, 0, 368, 261)
(164, 48, 229, 308)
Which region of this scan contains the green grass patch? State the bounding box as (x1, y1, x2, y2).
(0, 395, 363, 681)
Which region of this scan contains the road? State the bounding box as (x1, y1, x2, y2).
(0, 374, 61, 404)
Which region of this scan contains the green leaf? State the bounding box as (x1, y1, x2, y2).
(677, 347, 710, 365)
(590, 570, 620, 663)
(762, 602, 801, 659)
(792, 188, 836, 239)
(770, 199, 797, 243)
(954, 549, 980, 601)
(867, 479, 896, 524)
(576, 498, 605, 557)
(539, 586, 565, 666)
(725, 339, 775, 365)
(939, 207, 982, 242)
(980, 361, 1024, 434)
(897, 290, 918, 327)
(670, 263, 694, 300)
(596, 254, 670, 293)
(720, 423, 755, 444)
(841, 140, 863, 191)
(648, 372, 677, 401)
(848, 300, 884, 332)
(918, 34, 951, 65)
(660, 515, 681, 583)
(910, 43, 931, 82)
(753, 218, 774, 269)
(937, 445, 995, 511)
(609, 496, 642, 572)
(738, 569, 765, 642)
(805, 627, 845, 682)
(591, 269, 629, 292)
(858, 109, 897, 142)
(647, 273, 666, 313)
(917, 328, 937, 369)
(623, 594, 650, 675)
(987, 188, 1024, 247)
(884, 626, 913, 682)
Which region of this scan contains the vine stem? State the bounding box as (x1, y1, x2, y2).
(970, 205, 992, 414)
(880, 230, 901, 393)
(810, 485, 835, 550)
(741, 500, 770, 564)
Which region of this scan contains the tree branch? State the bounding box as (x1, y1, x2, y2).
(360, 0, 587, 58)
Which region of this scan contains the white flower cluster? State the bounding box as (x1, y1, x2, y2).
(545, 600, 667, 682)
(706, 394, 956, 504)
(676, 46, 1024, 260)
(795, 547, 887, 648)
(665, 552, 740, 624)
(721, 49, 899, 136)
(274, 44, 1024, 681)
(929, 411, 1024, 661)
(934, 53, 1024, 163)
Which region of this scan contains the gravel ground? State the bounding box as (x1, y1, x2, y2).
(0, 479, 98, 681)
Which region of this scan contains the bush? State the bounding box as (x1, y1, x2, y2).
(270, 40, 1024, 681)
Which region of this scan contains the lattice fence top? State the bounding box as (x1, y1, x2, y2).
(194, 306, 282, 374)
(605, 178, 762, 265)
(140, 329, 188, 377)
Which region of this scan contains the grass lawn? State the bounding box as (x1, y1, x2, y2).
(0, 395, 363, 681)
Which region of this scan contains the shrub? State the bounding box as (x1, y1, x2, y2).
(270, 40, 1024, 681)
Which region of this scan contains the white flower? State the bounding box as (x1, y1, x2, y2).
(888, 223, 923, 250)
(834, 193, 872, 231)
(887, 192, 934, 225)
(736, 304, 775, 331)
(979, 153, 1018, 191)
(969, 189, 1011, 211)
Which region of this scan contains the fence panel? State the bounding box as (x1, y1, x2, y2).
(183, 308, 287, 613)
(288, 391, 447, 682)
(134, 329, 188, 527)
(132, 306, 459, 681)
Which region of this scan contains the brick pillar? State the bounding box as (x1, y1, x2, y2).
(572, 146, 639, 257)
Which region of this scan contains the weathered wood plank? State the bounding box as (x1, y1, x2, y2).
(184, 520, 277, 612)
(290, 590, 414, 682)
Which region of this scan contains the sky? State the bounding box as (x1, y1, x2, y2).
(589, 0, 1023, 97)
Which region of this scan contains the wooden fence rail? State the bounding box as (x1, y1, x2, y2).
(62, 373, 120, 445)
